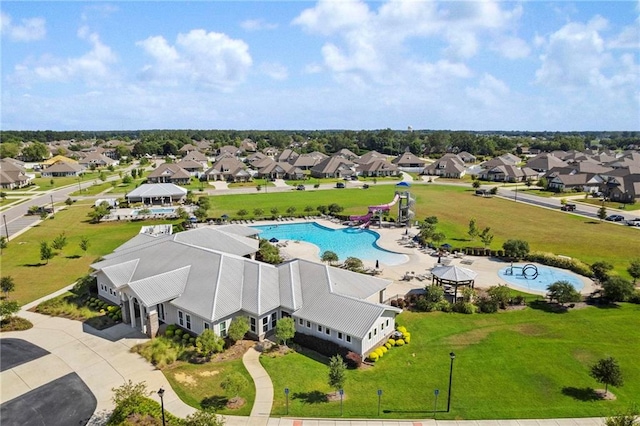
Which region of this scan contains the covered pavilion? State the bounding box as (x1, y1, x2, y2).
(432, 265, 478, 300)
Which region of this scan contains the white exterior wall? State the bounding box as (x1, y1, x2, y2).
(293, 316, 360, 354)
(95, 271, 121, 305)
(360, 311, 397, 356)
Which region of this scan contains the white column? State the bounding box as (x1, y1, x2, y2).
(139, 303, 146, 334)
(129, 297, 136, 329)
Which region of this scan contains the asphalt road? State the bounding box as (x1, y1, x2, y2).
(0, 339, 50, 372)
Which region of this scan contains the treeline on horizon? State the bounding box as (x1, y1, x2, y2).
(1, 129, 639, 158)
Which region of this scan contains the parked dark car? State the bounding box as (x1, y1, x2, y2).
(336, 182, 345, 188)
(296, 185, 305, 190)
(362, 184, 370, 189)
(561, 203, 576, 211)
(605, 214, 625, 222)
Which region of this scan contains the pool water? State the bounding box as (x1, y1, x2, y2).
(252, 222, 408, 266)
(132, 207, 176, 216)
(497, 264, 585, 292)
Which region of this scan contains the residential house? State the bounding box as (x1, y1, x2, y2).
(0, 159, 32, 189)
(257, 162, 305, 180)
(457, 151, 477, 163)
(147, 163, 192, 185)
(354, 151, 387, 166)
(357, 159, 399, 177)
(392, 152, 426, 170)
(526, 153, 568, 173)
(182, 151, 209, 169)
(310, 157, 355, 179)
(92, 226, 401, 357)
(479, 164, 537, 182)
(277, 149, 299, 163)
(78, 152, 119, 168)
(423, 154, 466, 178)
(217, 145, 242, 157)
(175, 159, 205, 178)
(289, 152, 327, 170)
(262, 147, 279, 158)
(203, 158, 252, 182)
(40, 162, 85, 177)
(240, 138, 257, 153)
(178, 144, 199, 155)
(333, 148, 359, 161)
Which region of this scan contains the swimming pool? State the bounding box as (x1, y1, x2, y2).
(132, 207, 177, 216)
(497, 264, 585, 293)
(252, 222, 408, 266)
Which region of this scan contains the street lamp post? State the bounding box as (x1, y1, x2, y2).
(514, 182, 518, 202)
(339, 389, 344, 416)
(447, 352, 455, 412)
(157, 388, 166, 426)
(284, 387, 289, 415)
(377, 389, 382, 417)
(50, 194, 55, 214)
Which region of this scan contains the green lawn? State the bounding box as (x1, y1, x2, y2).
(163, 358, 255, 416)
(1, 204, 178, 305)
(205, 184, 638, 277)
(262, 304, 640, 419)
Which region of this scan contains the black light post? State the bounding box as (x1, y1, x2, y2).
(377, 389, 382, 416)
(284, 388, 289, 415)
(446, 352, 455, 412)
(157, 388, 166, 426)
(50, 194, 55, 214)
(339, 389, 344, 416)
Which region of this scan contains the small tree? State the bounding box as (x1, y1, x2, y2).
(193, 207, 208, 222)
(52, 232, 67, 251)
(237, 209, 248, 218)
(487, 285, 511, 309)
(109, 380, 150, 424)
(304, 205, 314, 213)
(344, 257, 364, 272)
(502, 239, 529, 259)
(40, 241, 54, 264)
(270, 207, 280, 217)
(321, 250, 339, 265)
(546, 281, 581, 305)
(538, 177, 548, 189)
(317, 205, 328, 215)
(0, 236, 7, 254)
(423, 284, 445, 303)
(0, 300, 20, 322)
(591, 261, 614, 283)
(479, 227, 493, 248)
(472, 180, 481, 189)
(328, 203, 343, 214)
(253, 208, 264, 217)
(590, 357, 623, 397)
(598, 205, 608, 221)
(328, 355, 347, 395)
(424, 216, 438, 225)
(431, 232, 446, 247)
(468, 218, 478, 241)
(228, 316, 250, 343)
(221, 372, 248, 400)
(275, 317, 296, 347)
(602, 277, 635, 303)
(286, 206, 297, 216)
(196, 329, 225, 358)
(627, 259, 640, 284)
(604, 409, 639, 426)
(1, 276, 15, 298)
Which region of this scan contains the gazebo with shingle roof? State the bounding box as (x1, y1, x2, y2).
(432, 265, 478, 300)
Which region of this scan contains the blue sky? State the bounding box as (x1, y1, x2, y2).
(1, 1, 638, 131)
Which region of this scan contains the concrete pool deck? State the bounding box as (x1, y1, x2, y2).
(253, 218, 597, 297)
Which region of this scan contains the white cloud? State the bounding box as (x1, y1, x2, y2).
(292, 0, 525, 83)
(9, 27, 116, 87)
(466, 73, 510, 107)
(136, 29, 252, 91)
(260, 62, 288, 80)
(492, 36, 531, 59)
(535, 16, 614, 89)
(1, 12, 46, 42)
(608, 24, 640, 49)
(240, 18, 278, 31)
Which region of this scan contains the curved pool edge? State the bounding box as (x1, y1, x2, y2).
(497, 263, 594, 295)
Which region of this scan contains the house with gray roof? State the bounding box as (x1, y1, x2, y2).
(203, 158, 252, 182)
(0, 159, 33, 189)
(423, 153, 466, 178)
(310, 157, 355, 179)
(147, 163, 192, 185)
(91, 226, 400, 357)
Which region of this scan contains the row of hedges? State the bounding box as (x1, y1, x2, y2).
(292, 332, 362, 369)
(368, 326, 411, 363)
(86, 297, 122, 321)
(525, 251, 594, 277)
(164, 324, 197, 346)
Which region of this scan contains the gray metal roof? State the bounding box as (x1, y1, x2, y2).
(92, 226, 398, 339)
(127, 183, 187, 198)
(432, 265, 477, 282)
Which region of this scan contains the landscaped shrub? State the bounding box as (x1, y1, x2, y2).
(134, 337, 179, 369)
(385, 342, 392, 349)
(166, 324, 177, 333)
(164, 329, 174, 338)
(345, 351, 362, 369)
(189, 337, 196, 345)
(387, 338, 396, 346)
(396, 325, 407, 334)
(525, 251, 594, 277)
(435, 300, 452, 312)
(414, 297, 435, 312)
(396, 339, 405, 346)
(475, 295, 499, 313)
(182, 333, 190, 342)
(452, 301, 477, 314)
(404, 335, 411, 344)
(374, 348, 384, 357)
(368, 352, 379, 362)
(175, 329, 183, 337)
(379, 345, 388, 354)
(293, 332, 359, 368)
